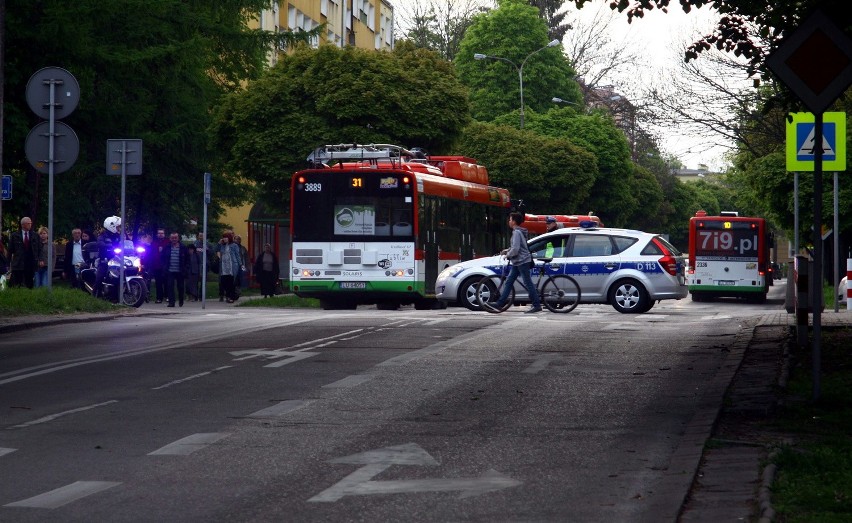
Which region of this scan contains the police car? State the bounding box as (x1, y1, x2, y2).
(435, 225, 688, 313)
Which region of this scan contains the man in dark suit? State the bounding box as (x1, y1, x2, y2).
(63, 228, 86, 288)
(159, 231, 189, 307)
(8, 216, 38, 288)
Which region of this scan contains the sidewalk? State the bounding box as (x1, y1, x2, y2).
(680, 309, 852, 522)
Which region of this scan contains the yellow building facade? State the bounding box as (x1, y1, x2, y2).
(229, 1, 395, 275)
(255, 0, 395, 67)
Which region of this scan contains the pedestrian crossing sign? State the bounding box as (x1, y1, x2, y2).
(786, 112, 846, 171)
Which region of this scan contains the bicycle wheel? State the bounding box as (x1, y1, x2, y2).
(476, 275, 513, 313)
(540, 275, 580, 313)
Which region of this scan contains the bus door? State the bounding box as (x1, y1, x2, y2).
(420, 196, 439, 294)
(460, 202, 474, 261)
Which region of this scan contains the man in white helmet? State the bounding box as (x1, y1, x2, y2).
(92, 216, 122, 297)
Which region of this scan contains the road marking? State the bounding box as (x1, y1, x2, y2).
(522, 354, 561, 374)
(0, 447, 17, 458)
(248, 399, 312, 418)
(308, 443, 521, 502)
(263, 352, 319, 368)
(4, 481, 121, 509)
(7, 401, 118, 430)
(151, 366, 233, 390)
(322, 374, 374, 388)
(148, 433, 230, 455)
(0, 317, 317, 385)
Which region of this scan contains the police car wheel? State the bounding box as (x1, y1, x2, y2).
(609, 279, 650, 314)
(460, 277, 484, 311)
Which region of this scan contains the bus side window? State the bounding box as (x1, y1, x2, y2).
(393, 222, 412, 235)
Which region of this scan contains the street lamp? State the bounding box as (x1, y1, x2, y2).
(551, 97, 579, 106)
(474, 39, 561, 129)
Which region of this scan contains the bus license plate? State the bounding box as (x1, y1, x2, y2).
(340, 282, 366, 289)
(717, 280, 736, 286)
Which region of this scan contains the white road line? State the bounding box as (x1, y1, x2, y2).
(151, 366, 233, 390)
(4, 481, 121, 509)
(0, 317, 316, 385)
(263, 352, 319, 368)
(322, 374, 374, 389)
(0, 447, 17, 458)
(283, 329, 366, 351)
(248, 399, 313, 418)
(148, 432, 231, 456)
(7, 400, 118, 430)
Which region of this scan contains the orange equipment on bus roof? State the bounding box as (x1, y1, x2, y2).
(523, 213, 603, 235)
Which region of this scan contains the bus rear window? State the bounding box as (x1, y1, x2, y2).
(694, 222, 759, 260)
(293, 172, 414, 241)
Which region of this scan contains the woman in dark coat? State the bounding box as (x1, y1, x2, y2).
(253, 243, 280, 298)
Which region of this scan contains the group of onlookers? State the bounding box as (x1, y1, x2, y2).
(1, 216, 59, 289)
(1, 217, 280, 302)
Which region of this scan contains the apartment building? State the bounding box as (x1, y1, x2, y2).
(223, 1, 396, 282)
(255, 0, 395, 65)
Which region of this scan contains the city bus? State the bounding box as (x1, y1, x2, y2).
(687, 211, 773, 303)
(290, 144, 512, 310)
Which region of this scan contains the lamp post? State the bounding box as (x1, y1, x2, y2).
(551, 97, 579, 106)
(474, 39, 561, 129)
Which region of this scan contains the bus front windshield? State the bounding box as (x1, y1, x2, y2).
(293, 171, 415, 242)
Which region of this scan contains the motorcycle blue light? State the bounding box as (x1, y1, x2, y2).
(136, 246, 146, 253)
(113, 247, 122, 254)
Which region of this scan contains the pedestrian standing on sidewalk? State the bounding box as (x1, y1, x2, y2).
(253, 243, 279, 298)
(216, 231, 240, 303)
(8, 217, 39, 288)
(33, 226, 50, 288)
(185, 243, 202, 301)
(160, 232, 189, 307)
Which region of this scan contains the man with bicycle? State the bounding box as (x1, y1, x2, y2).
(495, 212, 541, 313)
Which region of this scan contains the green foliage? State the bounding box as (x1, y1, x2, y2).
(455, 0, 582, 124)
(523, 109, 636, 227)
(771, 328, 852, 522)
(0, 287, 119, 316)
(3, 0, 309, 238)
(455, 121, 596, 214)
(209, 42, 471, 213)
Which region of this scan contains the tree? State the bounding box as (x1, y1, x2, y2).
(560, 3, 644, 96)
(455, 0, 583, 123)
(576, 0, 849, 98)
(396, 0, 485, 61)
(209, 42, 471, 213)
(527, 0, 572, 42)
(455, 121, 597, 214)
(521, 107, 641, 227)
(2, 0, 311, 237)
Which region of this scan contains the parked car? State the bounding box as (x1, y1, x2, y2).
(435, 225, 688, 313)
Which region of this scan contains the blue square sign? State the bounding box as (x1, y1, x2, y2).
(1, 175, 11, 200)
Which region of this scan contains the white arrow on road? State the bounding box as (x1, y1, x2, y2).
(308, 443, 521, 502)
(228, 348, 318, 368)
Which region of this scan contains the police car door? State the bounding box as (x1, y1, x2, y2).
(565, 233, 620, 301)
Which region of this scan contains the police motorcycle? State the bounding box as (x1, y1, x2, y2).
(79, 216, 148, 307)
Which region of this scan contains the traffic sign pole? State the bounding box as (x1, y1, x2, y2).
(25, 67, 81, 292)
(812, 112, 823, 400)
(48, 77, 56, 291)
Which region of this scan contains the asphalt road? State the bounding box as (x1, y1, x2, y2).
(0, 289, 785, 522)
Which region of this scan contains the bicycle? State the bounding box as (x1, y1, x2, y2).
(475, 256, 581, 314)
